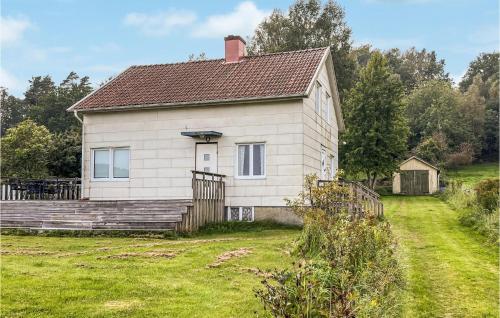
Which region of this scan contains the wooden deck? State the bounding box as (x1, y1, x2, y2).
(0, 171, 226, 232)
(0, 200, 192, 231)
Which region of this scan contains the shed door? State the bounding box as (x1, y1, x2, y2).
(401, 170, 429, 195)
(196, 143, 218, 173)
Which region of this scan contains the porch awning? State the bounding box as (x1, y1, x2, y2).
(180, 131, 223, 138)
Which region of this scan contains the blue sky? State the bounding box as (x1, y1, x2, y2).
(1, 0, 498, 97)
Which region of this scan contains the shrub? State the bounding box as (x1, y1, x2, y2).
(1, 119, 54, 178)
(445, 143, 474, 168)
(443, 179, 499, 244)
(475, 178, 499, 213)
(256, 175, 404, 317)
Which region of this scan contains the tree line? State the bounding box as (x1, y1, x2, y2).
(1, 0, 498, 185)
(1, 72, 92, 178)
(248, 0, 498, 187)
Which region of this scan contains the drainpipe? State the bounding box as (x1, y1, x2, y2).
(73, 110, 84, 199)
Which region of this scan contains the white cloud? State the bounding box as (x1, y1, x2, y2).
(192, 1, 269, 38)
(0, 68, 21, 92)
(0, 16, 31, 46)
(123, 10, 196, 36)
(451, 69, 467, 86)
(25, 46, 72, 62)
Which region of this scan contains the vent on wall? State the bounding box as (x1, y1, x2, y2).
(227, 206, 254, 222)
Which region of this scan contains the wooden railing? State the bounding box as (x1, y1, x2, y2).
(177, 171, 226, 232)
(0, 178, 81, 201)
(318, 179, 384, 218)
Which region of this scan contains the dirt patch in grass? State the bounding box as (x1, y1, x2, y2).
(0, 249, 54, 256)
(208, 248, 252, 268)
(99, 250, 178, 259)
(104, 299, 142, 310)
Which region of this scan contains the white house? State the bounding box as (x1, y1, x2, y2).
(68, 35, 344, 224)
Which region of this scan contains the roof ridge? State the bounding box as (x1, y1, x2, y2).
(249, 46, 328, 57)
(131, 58, 224, 68)
(130, 47, 329, 68)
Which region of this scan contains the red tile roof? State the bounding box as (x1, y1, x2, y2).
(70, 47, 328, 111)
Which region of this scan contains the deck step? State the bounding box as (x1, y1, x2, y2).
(0, 200, 192, 231)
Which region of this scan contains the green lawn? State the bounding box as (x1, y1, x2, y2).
(384, 195, 499, 317)
(446, 162, 498, 187)
(0, 229, 299, 317)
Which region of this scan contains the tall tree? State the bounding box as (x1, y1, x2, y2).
(385, 47, 450, 93)
(1, 119, 54, 178)
(405, 80, 469, 150)
(459, 52, 499, 92)
(48, 129, 82, 177)
(248, 0, 355, 100)
(342, 52, 409, 189)
(24, 75, 56, 106)
(29, 72, 93, 132)
(0, 89, 28, 135)
(352, 46, 450, 93)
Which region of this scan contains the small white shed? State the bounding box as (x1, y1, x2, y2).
(393, 156, 440, 195)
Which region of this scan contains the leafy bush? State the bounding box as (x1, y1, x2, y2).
(1, 119, 54, 178)
(443, 179, 499, 244)
(475, 178, 499, 213)
(256, 175, 404, 317)
(445, 143, 474, 168)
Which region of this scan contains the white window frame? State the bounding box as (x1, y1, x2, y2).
(91, 147, 130, 181)
(330, 155, 336, 180)
(315, 81, 322, 114)
(227, 206, 254, 222)
(326, 92, 332, 124)
(320, 147, 327, 180)
(235, 143, 266, 179)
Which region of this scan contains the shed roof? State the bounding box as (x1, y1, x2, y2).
(399, 156, 440, 172)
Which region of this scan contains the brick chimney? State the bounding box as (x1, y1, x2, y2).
(224, 35, 246, 63)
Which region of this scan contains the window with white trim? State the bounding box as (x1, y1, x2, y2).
(237, 143, 265, 178)
(320, 147, 327, 180)
(92, 147, 129, 180)
(315, 81, 322, 113)
(326, 92, 332, 124)
(330, 155, 336, 180)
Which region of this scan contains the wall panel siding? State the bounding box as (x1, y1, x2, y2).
(302, 63, 339, 179)
(83, 101, 304, 206)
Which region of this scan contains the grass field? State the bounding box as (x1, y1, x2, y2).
(2, 163, 498, 317)
(446, 162, 498, 186)
(384, 196, 499, 317)
(0, 229, 299, 317)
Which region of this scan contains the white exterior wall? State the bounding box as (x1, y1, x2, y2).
(82, 100, 305, 206)
(303, 63, 339, 179)
(393, 158, 439, 194)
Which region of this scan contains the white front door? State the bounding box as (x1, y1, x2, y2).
(196, 143, 218, 173)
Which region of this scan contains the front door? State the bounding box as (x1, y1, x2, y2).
(196, 143, 218, 173)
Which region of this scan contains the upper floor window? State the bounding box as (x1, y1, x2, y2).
(237, 143, 265, 178)
(92, 147, 130, 180)
(315, 81, 322, 113)
(326, 92, 332, 124)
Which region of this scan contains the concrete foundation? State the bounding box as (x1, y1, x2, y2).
(254, 206, 303, 226)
